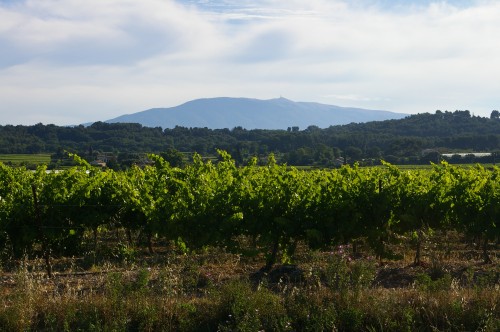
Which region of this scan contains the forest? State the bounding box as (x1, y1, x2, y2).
(1, 109, 500, 168)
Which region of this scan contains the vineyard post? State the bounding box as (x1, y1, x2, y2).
(31, 184, 52, 278)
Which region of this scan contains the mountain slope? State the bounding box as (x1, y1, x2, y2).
(103, 97, 408, 129)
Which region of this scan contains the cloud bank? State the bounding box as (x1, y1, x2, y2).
(0, 0, 499, 125)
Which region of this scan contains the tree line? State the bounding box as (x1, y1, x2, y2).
(0, 110, 499, 168)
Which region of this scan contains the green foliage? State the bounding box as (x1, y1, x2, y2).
(1, 154, 500, 271)
(338, 307, 365, 331)
(285, 291, 337, 331)
(2, 111, 500, 167)
(112, 243, 137, 264)
(218, 279, 291, 331)
(324, 253, 376, 295)
(415, 273, 453, 292)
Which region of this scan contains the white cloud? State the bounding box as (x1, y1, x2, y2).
(0, 0, 219, 66)
(1, 0, 500, 125)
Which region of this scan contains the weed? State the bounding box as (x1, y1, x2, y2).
(324, 253, 376, 295)
(415, 272, 453, 292)
(156, 265, 181, 297)
(112, 242, 137, 265)
(218, 279, 291, 331)
(338, 307, 365, 332)
(285, 290, 337, 331)
(133, 268, 151, 293)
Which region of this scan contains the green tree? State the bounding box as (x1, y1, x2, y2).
(160, 148, 185, 168)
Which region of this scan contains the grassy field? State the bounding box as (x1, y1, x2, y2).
(0, 154, 51, 165)
(396, 163, 497, 169)
(0, 231, 498, 331)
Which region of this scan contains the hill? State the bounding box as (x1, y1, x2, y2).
(102, 97, 408, 129)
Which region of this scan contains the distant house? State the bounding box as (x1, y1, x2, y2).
(90, 153, 113, 167)
(421, 149, 439, 156)
(333, 157, 345, 167)
(90, 159, 106, 167)
(441, 153, 492, 158)
(135, 156, 154, 168)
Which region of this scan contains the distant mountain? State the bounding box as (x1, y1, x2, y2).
(101, 97, 408, 129)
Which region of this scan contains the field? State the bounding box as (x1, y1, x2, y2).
(0, 231, 498, 331)
(0, 153, 51, 165)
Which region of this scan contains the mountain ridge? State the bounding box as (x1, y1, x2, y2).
(101, 97, 408, 129)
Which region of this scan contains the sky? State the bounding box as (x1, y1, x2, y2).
(1, 0, 499, 125)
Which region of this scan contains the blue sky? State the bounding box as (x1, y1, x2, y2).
(0, 0, 499, 125)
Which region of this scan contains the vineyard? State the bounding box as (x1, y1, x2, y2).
(0, 152, 499, 330)
(1, 151, 498, 267)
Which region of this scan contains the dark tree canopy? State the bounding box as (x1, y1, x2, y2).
(1, 110, 500, 167)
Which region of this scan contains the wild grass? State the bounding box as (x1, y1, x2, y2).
(0, 233, 498, 331)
